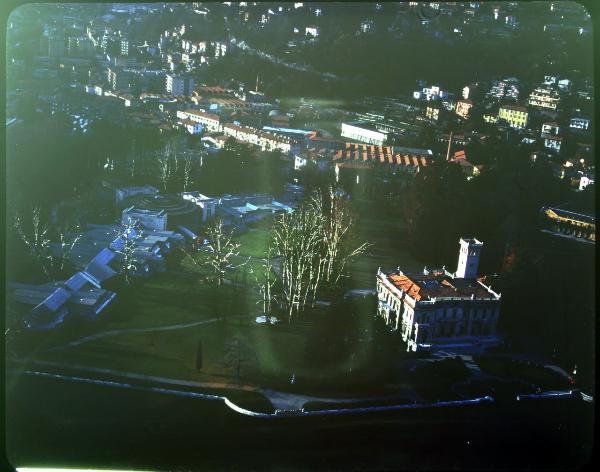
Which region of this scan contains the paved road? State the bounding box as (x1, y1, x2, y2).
(42, 316, 232, 353)
(236, 40, 343, 81)
(16, 359, 424, 412)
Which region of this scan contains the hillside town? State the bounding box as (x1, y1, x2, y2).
(5, 2, 595, 471)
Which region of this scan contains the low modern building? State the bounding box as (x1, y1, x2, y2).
(376, 238, 502, 352)
(341, 122, 387, 146)
(11, 280, 117, 328)
(110, 227, 185, 272)
(122, 207, 168, 231)
(9, 250, 120, 331)
(182, 191, 218, 222)
(216, 194, 294, 226)
(122, 194, 200, 231)
(115, 185, 159, 208)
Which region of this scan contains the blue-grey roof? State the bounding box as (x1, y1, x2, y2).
(25, 305, 69, 330)
(39, 287, 71, 311)
(90, 247, 117, 265)
(81, 248, 118, 285)
(64, 272, 91, 292)
(84, 261, 117, 286)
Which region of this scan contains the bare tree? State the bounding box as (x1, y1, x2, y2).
(256, 244, 277, 317)
(13, 207, 53, 280)
(156, 149, 171, 192)
(223, 337, 256, 384)
(183, 152, 194, 191)
(128, 138, 137, 180)
(54, 223, 82, 274)
(187, 218, 247, 286)
(272, 197, 323, 321)
(320, 187, 371, 287)
(270, 187, 370, 321)
(113, 219, 145, 284)
(170, 141, 180, 175)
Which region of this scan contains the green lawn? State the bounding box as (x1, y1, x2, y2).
(40, 306, 404, 397)
(20, 200, 429, 400)
(234, 229, 270, 258)
(42, 317, 309, 389)
(233, 222, 271, 258)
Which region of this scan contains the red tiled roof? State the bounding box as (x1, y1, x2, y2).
(322, 143, 429, 168)
(388, 274, 422, 302)
(383, 272, 494, 302)
(182, 109, 220, 122)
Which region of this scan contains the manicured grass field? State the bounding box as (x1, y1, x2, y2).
(22, 200, 428, 400)
(42, 316, 309, 388)
(233, 226, 271, 258)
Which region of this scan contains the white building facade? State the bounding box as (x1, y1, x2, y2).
(177, 109, 222, 132)
(376, 238, 501, 352)
(341, 122, 387, 146)
(165, 74, 196, 96)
